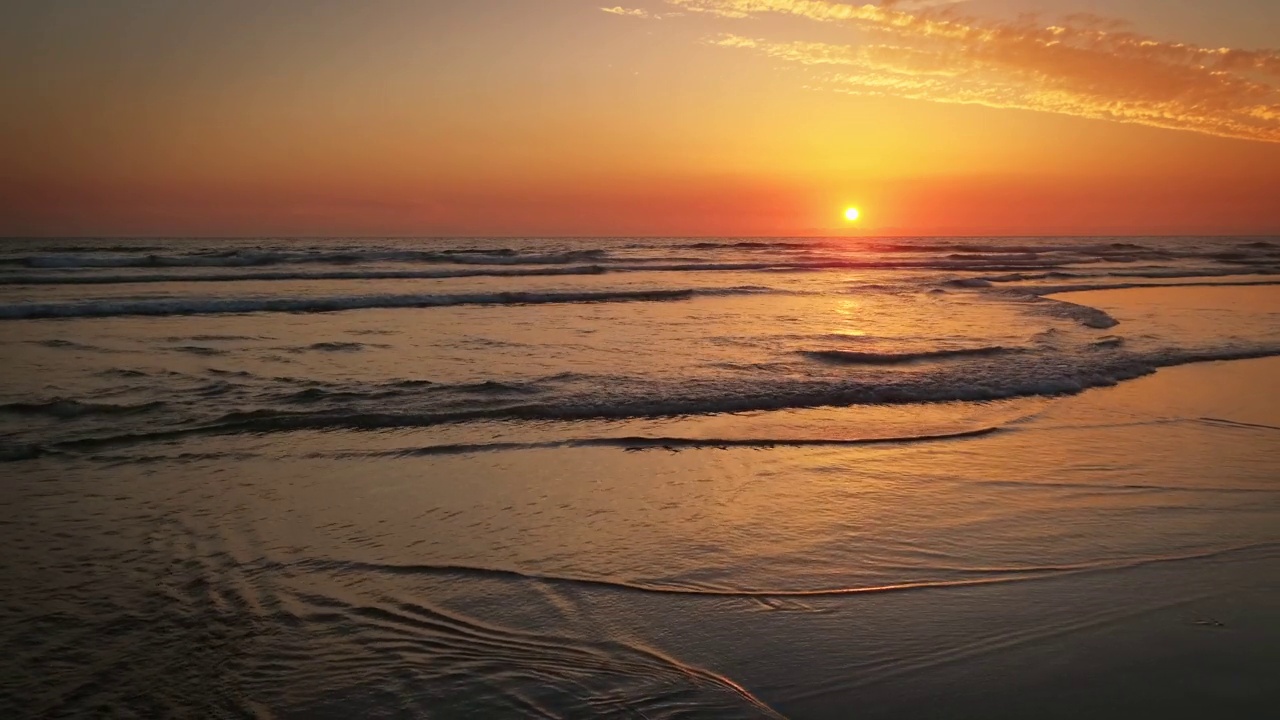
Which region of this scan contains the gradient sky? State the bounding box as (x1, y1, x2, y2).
(2, 0, 1279, 237)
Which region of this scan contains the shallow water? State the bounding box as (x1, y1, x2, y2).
(1, 237, 1278, 718)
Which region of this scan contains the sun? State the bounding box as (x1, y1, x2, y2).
(844, 207, 860, 222)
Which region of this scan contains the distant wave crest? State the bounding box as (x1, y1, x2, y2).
(0, 287, 775, 320)
(9, 248, 609, 269)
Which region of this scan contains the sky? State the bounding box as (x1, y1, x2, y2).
(1, 0, 1279, 237)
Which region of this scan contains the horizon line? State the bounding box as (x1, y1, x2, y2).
(3, 232, 1279, 241)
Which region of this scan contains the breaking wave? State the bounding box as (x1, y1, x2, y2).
(18, 341, 1275, 454)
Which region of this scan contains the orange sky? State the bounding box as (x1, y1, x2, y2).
(2, 0, 1279, 237)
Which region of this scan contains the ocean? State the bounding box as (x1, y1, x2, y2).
(1, 236, 1278, 718)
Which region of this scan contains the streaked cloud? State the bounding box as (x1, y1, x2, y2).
(601, 6, 690, 20)
(601, 6, 660, 19)
(675, 4, 752, 18)
(662, 0, 1280, 143)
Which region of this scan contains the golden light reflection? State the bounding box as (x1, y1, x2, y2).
(836, 299, 862, 317)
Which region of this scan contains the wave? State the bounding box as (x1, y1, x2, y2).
(871, 240, 1165, 255)
(0, 287, 768, 320)
(0, 258, 1080, 286)
(97, 368, 150, 378)
(670, 240, 814, 250)
(0, 243, 167, 254)
(0, 265, 614, 285)
(971, 271, 1085, 283)
(313, 427, 1003, 457)
(14, 341, 1276, 453)
(1026, 278, 1280, 296)
(1196, 417, 1280, 432)
(67, 340, 1280, 443)
(1038, 298, 1120, 329)
(170, 345, 228, 356)
(56, 427, 1003, 464)
(8, 331, 1280, 456)
(0, 262, 814, 286)
(167, 334, 265, 342)
(24, 242, 1263, 289)
(283, 379, 538, 404)
(995, 291, 1120, 329)
(0, 399, 165, 419)
(800, 347, 1013, 365)
(946, 253, 1042, 262)
(8, 248, 610, 269)
(27, 338, 122, 352)
(0, 442, 44, 461)
(5, 238, 1274, 276)
(301, 341, 376, 353)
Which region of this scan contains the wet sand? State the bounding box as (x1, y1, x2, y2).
(754, 352, 1280, 719)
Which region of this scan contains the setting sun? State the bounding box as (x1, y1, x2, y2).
(845, 207, 861, 222)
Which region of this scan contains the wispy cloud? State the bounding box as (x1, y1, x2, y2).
(674, 4, 751, 18)
(601, 6, 658, 19)
(662, 0, 1280, 143)
(601, 6, 684, 20)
